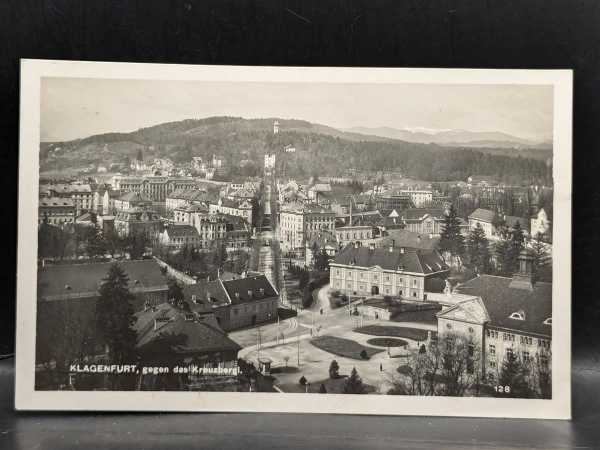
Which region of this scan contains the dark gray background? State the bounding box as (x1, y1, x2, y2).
(1, 1, 599, 448)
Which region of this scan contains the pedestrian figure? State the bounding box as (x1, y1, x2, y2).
(380, 363, 383, 372)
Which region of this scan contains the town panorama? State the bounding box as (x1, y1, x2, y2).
(36, 115, 553, 399)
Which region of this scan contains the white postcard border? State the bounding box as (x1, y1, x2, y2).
(16, 60, 572, 419)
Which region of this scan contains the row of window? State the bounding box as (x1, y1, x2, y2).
(486, 329, 549, 348)
(336, 269, 419, 287)
(488, 347, 549, 366)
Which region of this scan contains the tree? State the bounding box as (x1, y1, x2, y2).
(283, 355, 290, 368)
(167, 277, 185, 303)
(498, 351, 533, 398)
(127, 232, 148, 259)
(531, 233, 552, 283)
(360, 349, 368, 360)
(438, 204, 465, 264)
(329, 360, 340, 379)
(493, 236, 512, 277)
(95, 263, 138, 388)
(302, 284, 314, 308)
(314, 249, 330, 272)
(86, 227, 108, 258)
(298, 270, 310, 291)
(466, 223, 491, 274)
(507, 221, 525, 275)
(299, 375, 307, 386)
(343, 367, 365, 394)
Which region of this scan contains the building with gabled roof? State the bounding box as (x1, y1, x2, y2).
(182, 274, 279, 330)
(159, 224, 201, 249)
(134, 301, 240, 366)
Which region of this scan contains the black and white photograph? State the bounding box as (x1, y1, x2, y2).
(15, 61, 572, 418)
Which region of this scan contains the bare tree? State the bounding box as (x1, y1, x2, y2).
(388, 333, 481, 397)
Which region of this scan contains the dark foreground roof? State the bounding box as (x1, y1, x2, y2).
(183, 274, 279, 306)
(332, 244, 449, 275)
(135, 303, 241, 354)
(456, 275, 551, 337)
(38, 260, 168, 300)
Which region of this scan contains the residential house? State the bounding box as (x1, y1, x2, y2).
(209, 198, 253, 224)
(114, 207, 162, 240)
(183, 274, 279, 331)
(159, 224, 201, 249)
(38, 197, 75, 227)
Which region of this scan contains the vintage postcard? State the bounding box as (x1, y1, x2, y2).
(15, 60, 572, 418)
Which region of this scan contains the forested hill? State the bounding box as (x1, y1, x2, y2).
(40, 116, 551, 185)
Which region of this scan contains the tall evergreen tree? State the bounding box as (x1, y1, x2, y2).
(438, 204, 465, 261)
(498, 351, 533, 398)
(531, 232, 552, 283)
(466, 223, 490, 274)
(95, 264, 138, 371)
(343, 367, 365, 394)
(508, 221, 525, 274)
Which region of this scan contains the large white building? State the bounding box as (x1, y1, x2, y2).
(329, 243, 449, 299)
(279, 203, 336, 250)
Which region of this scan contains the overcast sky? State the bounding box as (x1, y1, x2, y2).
(40, 78, 553, 142)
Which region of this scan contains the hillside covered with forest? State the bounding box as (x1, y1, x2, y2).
(40, 116, 552, 185)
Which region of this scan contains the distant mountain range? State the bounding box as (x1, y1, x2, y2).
(39, 116, 552, 184)
(342, 126, 552, 150)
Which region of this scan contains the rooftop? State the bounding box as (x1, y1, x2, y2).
(332, 244, 449, 275)
(468, 208, 495, 223)
(456, 274, 551, 337)
(38, 260, 168, 301)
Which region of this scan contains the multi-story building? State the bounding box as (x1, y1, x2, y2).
(175, 209, 228, 250)
(165, 188, 211, 212)
(183, 274, 279, 331)
(209, 198, 253, 224)
(38, 197, 75, 227)
(375, 191, 414, 213)
(436, 251, 551, 384)
(40, 183, 94, 215)
(159, 224, 202, 249)
(101, 189, 122, 215)
(114, 207, 162, 240)
(329, 243, 449, 298)
(400, 208, 455, 236)
(396, 189, 433, 207)
(117, 176, 197, 202)
(279, 203, 336, 250)
(114, 192, 153, 212)
(335, 225, 376, 246)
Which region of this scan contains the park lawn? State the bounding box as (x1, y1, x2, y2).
(391, 309, 439, 325)
(310, 335, 383, 360)
(366, 337, 408, 348)
(278, 376, 377, 394)
(354, 325, 431, 341)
